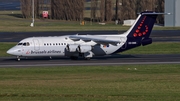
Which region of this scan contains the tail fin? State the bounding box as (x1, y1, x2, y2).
(114, 11, 169, 53)
(125, 11, 163, 38)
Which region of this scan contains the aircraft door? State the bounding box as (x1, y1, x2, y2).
(33, 39, 40, 50)
(21, 43, 24, 55)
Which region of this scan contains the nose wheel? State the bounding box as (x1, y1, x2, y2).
(16, 56, 20, 61)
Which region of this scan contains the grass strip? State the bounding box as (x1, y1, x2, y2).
(0, 65, 180, 101)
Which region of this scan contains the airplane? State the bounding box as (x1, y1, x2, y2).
(7, 11, 168, 61)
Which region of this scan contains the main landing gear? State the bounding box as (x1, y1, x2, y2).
(70, 56, 78, 60)
(84, 57, 91, 60)
(70, 56, 91, 60)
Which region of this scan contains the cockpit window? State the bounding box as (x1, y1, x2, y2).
(23, 43, 26, 46)
(27, 42, 30, 46)
(17, 43, 23, 45)
(17, 42, 30, 46)
(23, 42, 30, 46)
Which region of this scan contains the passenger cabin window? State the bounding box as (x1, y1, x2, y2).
(43, 43, 68, 46)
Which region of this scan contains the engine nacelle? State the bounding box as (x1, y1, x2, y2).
(141, 38, 152, 46)
(66, 44, 78, 52)
(77, 45, 92, 53)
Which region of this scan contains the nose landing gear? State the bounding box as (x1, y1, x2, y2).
(16, 56, 20, 61)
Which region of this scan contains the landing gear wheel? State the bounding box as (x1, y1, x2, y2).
(70, 56, 78, 60)
(16, 56, 20, 61)
(85, 57, 91, 60)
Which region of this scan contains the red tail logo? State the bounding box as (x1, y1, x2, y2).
(133, 16, 149, 38)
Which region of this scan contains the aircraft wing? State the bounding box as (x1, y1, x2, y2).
(69, 35, 120, 45)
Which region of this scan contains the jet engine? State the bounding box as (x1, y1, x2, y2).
(77, 45, 92, 53)
(66, 44, 79, 52)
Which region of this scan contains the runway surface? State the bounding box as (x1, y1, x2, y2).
(1, 30, 180, 67)
(1, 54, 180, 67)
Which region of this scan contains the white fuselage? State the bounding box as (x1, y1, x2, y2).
(7, 35, 127, 58)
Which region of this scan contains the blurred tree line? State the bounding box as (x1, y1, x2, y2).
(20, 0, 164, 24)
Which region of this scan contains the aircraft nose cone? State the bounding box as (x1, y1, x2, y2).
(7, 49, 15, 55)
(7, 47, 21, 55)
